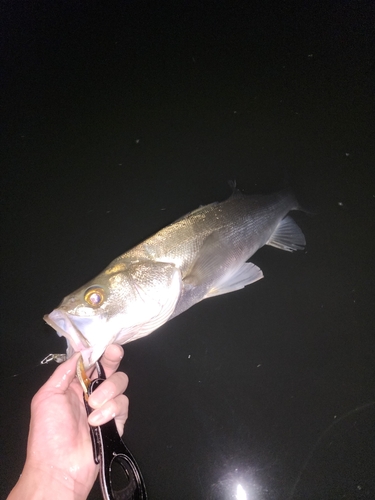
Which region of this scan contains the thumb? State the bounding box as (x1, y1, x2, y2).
(43, 352, 81, 394)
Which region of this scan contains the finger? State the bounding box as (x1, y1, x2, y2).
(88, 371, 129, 409)
(88, 394, 129, 435)
(31, 353, 81, 409)
(42, 352, 81, 394)
(98, 344, 124, 378)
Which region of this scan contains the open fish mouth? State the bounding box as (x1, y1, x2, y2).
(43, 309, 94, 367)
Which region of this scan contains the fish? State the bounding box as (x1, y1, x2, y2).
(44, 187, 306, 368)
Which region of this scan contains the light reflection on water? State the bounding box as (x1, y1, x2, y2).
(208, 468, 264, 500)
(236, 483, 247, 500)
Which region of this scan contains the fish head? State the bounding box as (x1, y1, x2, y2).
(44, 260, 182, 368)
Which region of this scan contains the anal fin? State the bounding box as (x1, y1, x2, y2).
(267, 216, 306, 252)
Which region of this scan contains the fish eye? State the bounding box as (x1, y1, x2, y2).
(84, 286, 105, 307)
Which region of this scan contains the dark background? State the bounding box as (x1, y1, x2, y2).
(1, 1, 375, 499)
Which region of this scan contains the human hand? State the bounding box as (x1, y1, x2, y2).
(8, 344, 128, 500)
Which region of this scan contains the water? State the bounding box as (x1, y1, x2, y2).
(1, 2, 374, 499)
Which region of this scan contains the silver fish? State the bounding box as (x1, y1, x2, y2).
(44, 187, 305, 368)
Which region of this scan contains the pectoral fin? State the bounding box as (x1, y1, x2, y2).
(205, 262, 263, 297)
(184, 232, 263, 298)
(266, 216, 306, 252)
(183, 232, 233, 285)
